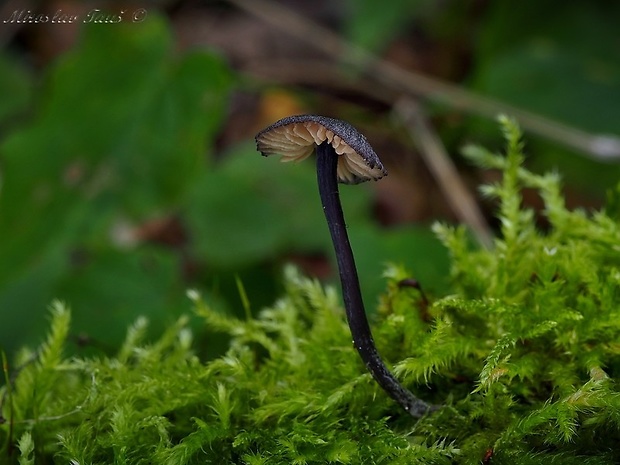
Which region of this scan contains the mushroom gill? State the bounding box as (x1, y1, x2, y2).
(256, 116, 387, 184)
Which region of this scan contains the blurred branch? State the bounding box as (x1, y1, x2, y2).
(245, 58, 398, 104)
(394, 98, 493, 249)
(229, 0, 620, 161)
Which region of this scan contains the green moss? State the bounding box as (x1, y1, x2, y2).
(1, 117, 619, 463)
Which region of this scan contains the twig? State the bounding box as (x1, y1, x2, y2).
(244, 58, 398, 104)
(394, 98, 494, 249)
(229, 0, 620, 161)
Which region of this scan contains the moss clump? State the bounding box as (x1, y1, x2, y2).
(1, 117, 620, 464)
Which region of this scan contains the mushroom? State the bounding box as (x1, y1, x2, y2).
(256, 114, 433, 418)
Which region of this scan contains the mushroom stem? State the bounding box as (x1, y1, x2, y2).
(316, 141, 432, 418)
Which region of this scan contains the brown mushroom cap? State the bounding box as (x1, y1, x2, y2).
(255, 115, 387, 184)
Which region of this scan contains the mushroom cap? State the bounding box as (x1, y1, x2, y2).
(255, 114, 387, 184)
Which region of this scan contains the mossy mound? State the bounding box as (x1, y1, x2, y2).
(2, 118, 619, 464)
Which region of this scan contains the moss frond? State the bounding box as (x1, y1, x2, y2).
(16, 432, 34, 465)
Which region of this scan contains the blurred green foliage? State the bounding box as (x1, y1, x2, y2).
(472, 1, 619, 134)
(469, 1, 620, 192)
(0, 15, 232, 354)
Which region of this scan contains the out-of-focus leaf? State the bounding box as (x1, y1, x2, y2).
(473, 41, 619, 133)
(0, 15, 231, 281)
(468, 1, 620, 194)
(349, 224, 450, 309)
(54, 246, 185, 349)
(0, 251, 66, 352)
(471, 2, 619, 132)
(477, 3, 619, 128)
(185, 142, 371, 269)
(0, 16, 231, 355)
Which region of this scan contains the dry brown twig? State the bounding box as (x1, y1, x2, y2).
(394, 98, 494, 248)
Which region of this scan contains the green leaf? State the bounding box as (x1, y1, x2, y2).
(467, 2, 620, 195)
(0, 15, 231, 356)
(185, 142, 370, 268)
(350, 224, 450, 309)
(0, 14, 231, 280)
(54, 246, 185, 349)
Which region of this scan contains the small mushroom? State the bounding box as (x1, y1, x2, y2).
(256, 114, 433, 418)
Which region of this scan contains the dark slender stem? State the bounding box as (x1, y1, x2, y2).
(316, 141, 432, 418)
